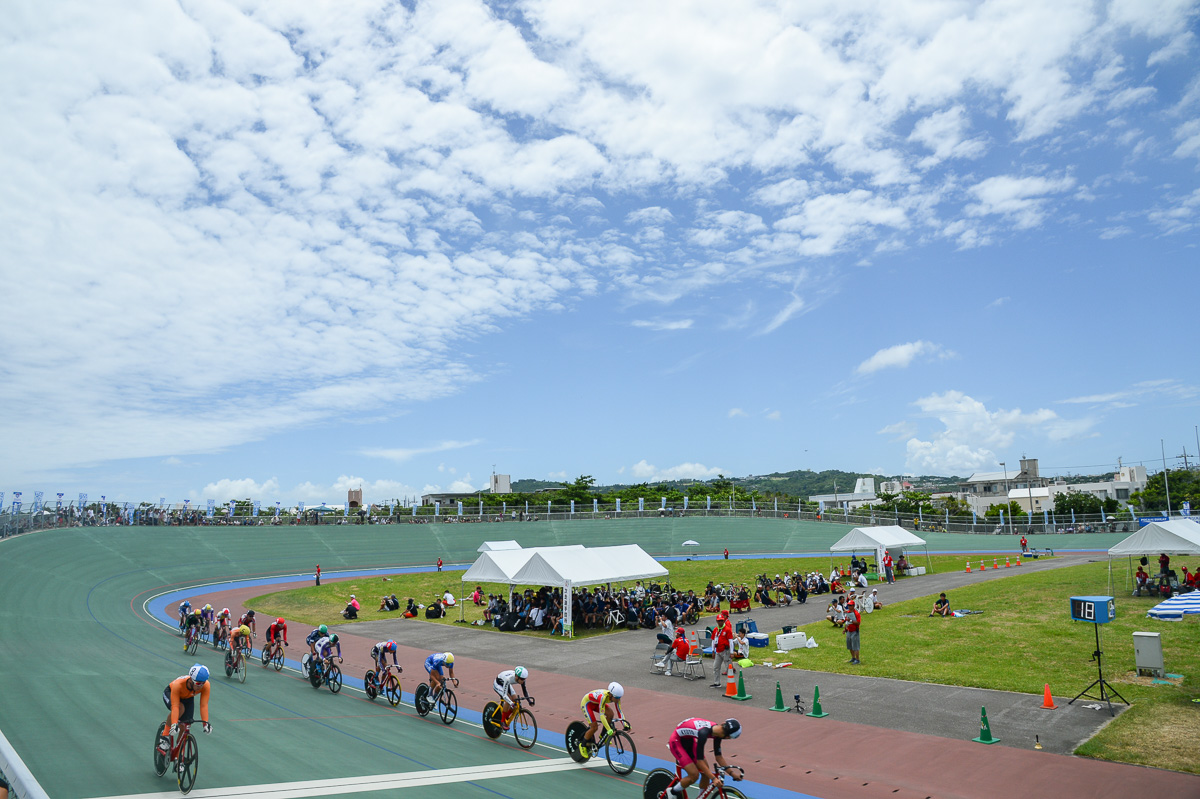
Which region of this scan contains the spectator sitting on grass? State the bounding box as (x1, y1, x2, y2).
(733, 628, 750, 659)
(830, 576, 845, 595)
(471, 585, 483, 605)
(378, 593, 400, 612)
(869, 589, 883, 609)
(442, 589, 456, 607)
(343, 594, 360, 619)
(425, 598, 444, 619)
(826, 597, 846, 627)
(403, 598, 418, 618)
(930, 593, 951, 617)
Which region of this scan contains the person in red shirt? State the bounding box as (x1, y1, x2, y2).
(1135, 566, 1150, 596)
(315, 564, 321, 586)
(844, 600, 862, 665)
(265, 617, 288, 656)
(662, 628, 690, 677)
(709, 613, 733, 688)
(437, 557, 443, 572)
(883, 552, 895, 584)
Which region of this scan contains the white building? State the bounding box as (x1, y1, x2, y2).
(809, 477, 879, 510)
(490, 473, 512, 494)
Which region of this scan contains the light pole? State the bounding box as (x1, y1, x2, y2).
(1000, 462, 1013, 535)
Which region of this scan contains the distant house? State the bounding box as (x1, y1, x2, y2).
(809, 477, 879, 510)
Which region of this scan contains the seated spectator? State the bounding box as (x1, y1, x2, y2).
(343, 594, 360, 619)
(657, 612, 674, 640)
(378, 593, 400, 612)
(794, 580, 808, 604)
(855, 570, 869, 590)
(1134, 566, 1150, 596)
(897, 555, 910, 573)
(869, 589, 883, 609)
(425, 599, 444, 619)
(930, 593, 951, 617)
(529, 600, 545, 629)
(826, 598, 846, 627)
(483, 595, 497, 622)
(661, 628, 690, 676)
(471, 585, 483, 605)
(733, 628, 750, 659)
(442, 589, 456, 607)
(403, 598, 418, 618)
(830, 578, 845, 595)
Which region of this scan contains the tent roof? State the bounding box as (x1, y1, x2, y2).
(477, 540, 522, 552)
(510, 544, 667, 588)
(1107, 520, 1200, 556)
(460, 546, 584, 584)
(830, 525, 926, 552)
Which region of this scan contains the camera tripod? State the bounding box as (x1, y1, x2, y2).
(1068, 621, 1128, 716)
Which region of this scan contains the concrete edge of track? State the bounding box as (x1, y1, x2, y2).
(149, 574, 815, 799)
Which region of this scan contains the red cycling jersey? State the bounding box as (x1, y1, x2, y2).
(267, 622, 287, 644)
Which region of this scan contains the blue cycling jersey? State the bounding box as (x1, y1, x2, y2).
(424, 653, 450, 673)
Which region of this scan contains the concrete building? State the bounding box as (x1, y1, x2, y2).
(809, 477, 879, 510)
(490, 473, 512, 494)
(347, 488, 362, 509)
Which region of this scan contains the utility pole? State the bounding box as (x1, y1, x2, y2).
(1178, 448, 1191, 470)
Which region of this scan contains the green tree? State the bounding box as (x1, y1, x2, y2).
(984, 500, 1024, 519)
(1130, 469, 1200, 512)
(1053, 491, 1102, 516)
(559, 475, 597, 503)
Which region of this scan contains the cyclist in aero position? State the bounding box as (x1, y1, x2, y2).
(159, 664, 212, 752)
(237, 609, 257, 636)
(177, 601, 192, 631)
(579, 682, 629, 757)
(266, 617, 288, 650)
(303, 625, 329, 672)
(662, 718, 743, 798)
(314, 633, 342, 667)
(227, 625, 253, 667)
(424, 652, 456, 694)
(493, 666, 534, 729)
(200, 604, 215, 635)
(214, 609, 232, 648)
(370, 640, 401, 674)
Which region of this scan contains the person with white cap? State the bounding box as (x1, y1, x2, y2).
(869, 589, 883, 610)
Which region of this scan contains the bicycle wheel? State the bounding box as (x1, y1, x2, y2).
(153, 724, 169, 777)
(383, 674, 401, 707)
(414, 683, 431, 716)
(327, 664, 342, 694)
(720, 787, 748, 799)
(565, 721, 589, 763)
(309, 664, 323, 689)
(482, 702, 502, 739)
(177, 733, 198, 795)
(604, 615, 616, 632)
(643, 768, 674, 799)
(261, 646, 271, 666)
(439, 689, 457, 724)
(224, 654, 233, 679)
(237, 654, 247, 684)
(271, 647, 284, 671)
(186, 633, 198, 655)
(513, 708, 537, 749)
(605, 730, 637, 775)
(365, 671, 378, 700)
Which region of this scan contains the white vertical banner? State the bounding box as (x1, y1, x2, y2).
(570, 500, 575, 515)
(228, 500, 236, 517)
(56, 492, 64, 510)
(546, 500, 551, 515)
(615, 498, 621, 513)
(562, 579, 573, 638)
(411, 503, 416, 517)
(752, 497, 756, 511)
(707, 495, 711, 510)
(999, 509, 1005, 527)
(12, 491, 22, 515)
(593, 498, 598, 513)
(274, 501, 280, 518)
(844, 505, 849, 519)
(774, 497, 778, 513)
(638, 497, 644, 512)
(525, 500, 529, 515)
(78, 492, 87, 510)
(435, 502, 440, 517)
(661, 497, 666, 509)
(183, 499, 190, 512)
(457, 501, 463, 516)
(298, 501, 305, 516)
(819, 500, 825, 514)
(344, 502, 349, 517)
(684, 496, 689, 510)
(33, 491, 44, 512)
(206, 499, 214, 518)
(100, 495, 106, 521)
(253, 500, 260, 517)
(159, 497, 166, 508)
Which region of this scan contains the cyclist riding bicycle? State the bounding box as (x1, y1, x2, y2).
(227, 625, 252, 667)
(266, 617, 288, 650)
(493, 666, 534, 729)
(182, 610, 203, 650)
(580, 682, 629, 757)
(313, 633, 342, 670)
(662, 718, 742, 798)
(177, 601, 192, 629)
(214, 608, 232, 647)
(305, 625, 329, 660)
(237, 609, 256, 635)
(370, 640, 401, 674)
(424, 652, 456, 694)
(159, 664, 212, 752)
(200, 604, 215, 631)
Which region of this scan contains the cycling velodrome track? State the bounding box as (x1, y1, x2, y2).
(2, 519, 1197, 799)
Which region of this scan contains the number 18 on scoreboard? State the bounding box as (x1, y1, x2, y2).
(1070, 595, 1115, 623)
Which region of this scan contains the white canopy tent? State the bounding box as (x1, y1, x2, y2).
(477, 540, 522, 553)
(457, 546, 584, 621)
(829, 526, 931, 576)
(491, 544, 668, 637)
(1107, 520, 1200, 594)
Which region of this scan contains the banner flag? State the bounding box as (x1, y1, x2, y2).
(999, 509, 1004, 526)
(707, 496, 711, 510)
(547, 500, 551, 515)
(159, 497, 165, 508)
(684, 496, 689, 510)
(774, 498, 777, 513)
(1101, 506, 1106, 522)
(638, 497, 644, 512)
(1044, 510, 1048, 527)
(57, 492, 64, 510)
(570, 500, 575, 514)
(344, 502, 349, 517)
(435, 502, 440, 517)
(206, 499, 214, 518)
(972, 508, 977, 523)
(274, 501, 280, 518)
(79, 493, 87, 510)
(616, 498, 621, 513)
(593, 499, 598, 513)
(661, 497, 666, 509)
(412, 503, 416, 517)
(101, 495, 106, 520)
(525, 501, 529, 514)
(229, 500, 236, 517)
(34, 491, 43, 512)
(253, 500, 260, 517)
(457, 501, 463, 516)
(1071, 509, 1076, 524)
(752, 498, 756, 511)
(819, 500, 825, 513)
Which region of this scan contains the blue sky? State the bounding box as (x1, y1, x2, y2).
(3, 0, 1198, 506)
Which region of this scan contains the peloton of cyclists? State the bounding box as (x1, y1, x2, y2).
(424, 652, 456, 695)
(662, 717, 743, 798)
(579, 682, 628, 757)
(493, 666, 534, 729)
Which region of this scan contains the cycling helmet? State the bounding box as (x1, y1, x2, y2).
(180, 601, 191, 608)
(192, 609, 201, 616)
(276, 617, 285, 626)
(329, 633, 339, 644)
(245, 610, 255, 617)
(514, 666, 528, 679)
(221, 608, 230, 616)
(608, 681, 624, 699)
(239, 625, 251, 636)
(386, 640, 397, 652)
(443, 652, 454, 664)
(722, 718, 742, 739)
(204, 604, 212, 611)
(318, 624, 328, 635)
(188, 664, 209, 684)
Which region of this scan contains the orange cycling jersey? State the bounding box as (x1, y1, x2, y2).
(231, 631, 251, 649)
(167, 677, 210, 725)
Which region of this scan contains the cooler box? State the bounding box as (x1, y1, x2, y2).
(736, 619, 758, 634)
(747, 632, 769, 648)
(776, 631, 808, 651)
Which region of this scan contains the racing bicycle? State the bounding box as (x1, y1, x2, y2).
(224, 643, 249, 684)
(566, 718, 636, 775)
(414, 677, 457, 724)
(260, 638, 286, 671)
(603, 605, 626, 632)
(183, 625, 200, 656)
(643, 764, 746, 799)
(482, 694, 537, 748)
(365, 663, 402, 707)
(307, 655, 343, 693)
(153, 720, 201, 795)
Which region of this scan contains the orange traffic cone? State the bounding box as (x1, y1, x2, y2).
(1041, 684, 1057, 710)
(979, 560, 986, 571)
(688, 631, 700, 656)
(1005, 556, 1010, 568)
(724, 663, 738, 697)
(993, 558, 999, 570)
(965, 560, 972, 573)
(1015, 553, 1021, 566)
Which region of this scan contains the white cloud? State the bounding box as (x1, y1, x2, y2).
(899, 390, 1095, 473)
(909, 106, 987, 167)
(162, 457, 183, 466)
(629, 459, 724, 482)
(967, 175, 1076, 229)
(632, 318, 694, 331)
(193, 477, 281, 501)
(625, 207, 674, 225)
(986, 297, 1011, 309)
(765, 410, 781, 421)
(856, 341, 944, 375)
(362, 439, 483, 463)
(728, 408, 747, 418)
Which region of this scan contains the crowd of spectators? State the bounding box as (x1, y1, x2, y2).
(1134, 554, 1198, 598)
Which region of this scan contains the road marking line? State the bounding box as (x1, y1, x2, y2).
(89, 757, 605, 798)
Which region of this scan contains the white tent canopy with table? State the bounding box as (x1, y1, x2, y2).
(829, 525, 931, 577)
(1107, 519, 1200, 594)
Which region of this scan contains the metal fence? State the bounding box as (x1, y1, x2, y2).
(0, 498, 1174, 539)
